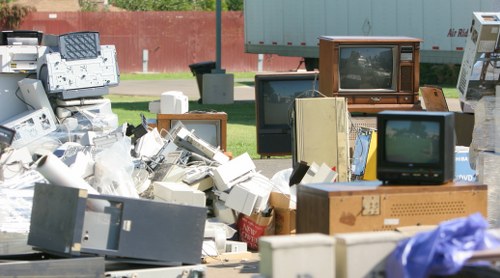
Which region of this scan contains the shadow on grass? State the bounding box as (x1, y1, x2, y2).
(111, 100, 256, 126)
(236, 81, 254, 87)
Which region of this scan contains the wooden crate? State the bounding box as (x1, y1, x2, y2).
(297, 181, 487, 234)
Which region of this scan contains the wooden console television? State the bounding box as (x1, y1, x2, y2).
(297, 181, 487, 235)
(319, 36, 423, 113)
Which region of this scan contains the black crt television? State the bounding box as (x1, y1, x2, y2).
(254, 71, 319, 157)
(376, 111, 455, 185)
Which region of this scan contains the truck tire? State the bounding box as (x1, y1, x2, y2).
(304, 58, 319, 71)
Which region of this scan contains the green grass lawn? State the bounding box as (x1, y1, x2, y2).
(107, 95, 259, 158)
(109, 72, 460, 159)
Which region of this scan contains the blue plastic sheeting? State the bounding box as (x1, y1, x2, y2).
(386, 213, 500, 278)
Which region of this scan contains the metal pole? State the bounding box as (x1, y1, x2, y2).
(215, 0, 224, 73)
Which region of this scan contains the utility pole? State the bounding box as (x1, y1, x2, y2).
(201, 0, 234, 104)
(214, 0, 224, 73)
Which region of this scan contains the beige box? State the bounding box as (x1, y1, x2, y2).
(259, 233, 335, 278)
(335, 231, 409, 278)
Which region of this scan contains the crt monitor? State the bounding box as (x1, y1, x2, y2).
(376, 110, 455, 185)
(156, 112, 227, 151)
(255, 71, 319, 156)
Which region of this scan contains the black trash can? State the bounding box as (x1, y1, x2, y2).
(189, 61, 216, 102)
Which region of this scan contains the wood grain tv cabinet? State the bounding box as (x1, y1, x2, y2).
(297, 181, 487, 235)
(156, 112, 227, 151)
(319, 36, 423, 113)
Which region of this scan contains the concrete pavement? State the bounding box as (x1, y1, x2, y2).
(109, 78, 462, 110)
(109, 79, 256, 101)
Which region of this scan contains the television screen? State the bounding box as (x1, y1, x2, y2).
(384, 120, 440, 164)
(254, 72, 320, 156)
(261, 79, 318, 126)
(339, 46, 395, 90)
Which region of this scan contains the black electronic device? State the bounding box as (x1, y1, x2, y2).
(254, 71, 319, 157)
(0, 30, 43, 45)
(42, 31, 100, 60)
(28, 183, 207, 265)
(0, 125, 15, 146)
(376, 110, 455, 185)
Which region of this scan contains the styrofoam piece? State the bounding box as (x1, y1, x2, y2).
(160, 91, 188, 114)
(153, 181, 206, 207)
(259, 233, 335, 278)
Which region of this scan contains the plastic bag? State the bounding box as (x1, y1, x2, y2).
(386, 213, 500, 278)
(92, 137, 139, 198)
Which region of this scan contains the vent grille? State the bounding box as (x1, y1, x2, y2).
(349, 116, 377, 142)
(390, 201, 466, 217)
(400, 66, 413, 92)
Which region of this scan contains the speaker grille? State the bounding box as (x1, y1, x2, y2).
(390, 201, 466, 217)
(400, 66, 413, 92)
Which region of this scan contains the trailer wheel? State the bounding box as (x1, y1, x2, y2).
(304, 58, 319, 71)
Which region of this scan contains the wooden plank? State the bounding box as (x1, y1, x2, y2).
(202, 251, 254, 264)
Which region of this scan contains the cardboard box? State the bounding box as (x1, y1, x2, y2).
(297, 181, 487, 234)
(270, 192, 296, 235)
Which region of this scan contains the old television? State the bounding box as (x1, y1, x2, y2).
(319, 36, 423, 113)
(376, 111, 455, 185)
(156, 112, 227, 151)
(255, 71, 320, 157)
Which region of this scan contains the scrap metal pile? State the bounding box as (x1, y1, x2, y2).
(0, 30, 298, 266)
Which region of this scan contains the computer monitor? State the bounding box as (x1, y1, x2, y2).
(156, 112, 227, 151)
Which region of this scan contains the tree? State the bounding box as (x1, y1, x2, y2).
(226, 0, 243, 11)
(0, 0, 36, 29)
(109, 0, 243, 11)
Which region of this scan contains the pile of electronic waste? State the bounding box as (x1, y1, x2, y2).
(0, 30, 304, 275)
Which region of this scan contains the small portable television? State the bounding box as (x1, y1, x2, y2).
(376, 110, 455, 185)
